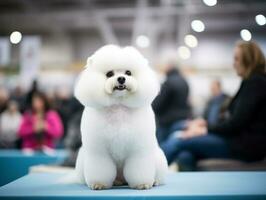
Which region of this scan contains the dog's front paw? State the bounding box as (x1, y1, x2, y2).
(133, 184, 152, 190)
(90, 183, 107, 190)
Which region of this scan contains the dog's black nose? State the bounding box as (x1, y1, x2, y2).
(117, 76, 126, 84)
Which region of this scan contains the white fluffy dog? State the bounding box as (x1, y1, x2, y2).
(74, 45, 168, 190)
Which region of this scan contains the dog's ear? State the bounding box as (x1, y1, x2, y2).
(85, 56, 93, 68)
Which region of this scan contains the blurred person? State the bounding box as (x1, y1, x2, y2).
(152, 63, 191, 144)
(18, 92, 63, 154)
(203, 80, 230, 127)
(61, 111, 82, 167)
(54, 87, 83, 139)
(0, 101, 22, 148)
(45, 89, 56, 110)
(58, 88, 83, 161)
(161, 81, 229, 167)
(161, 41, 266, 171)
(10, 85, 26, 112)
(25, 80, 39, 110)
(54, 88, 72, 140)
(0, 87, 9, 114)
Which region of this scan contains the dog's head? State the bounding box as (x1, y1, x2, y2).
(74, 45, 159, 108)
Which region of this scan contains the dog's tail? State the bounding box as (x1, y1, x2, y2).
(57, 171, 84, 184)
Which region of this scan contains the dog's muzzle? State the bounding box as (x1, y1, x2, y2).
(114, 84, 127, 91)
(113, 76, 128, 91)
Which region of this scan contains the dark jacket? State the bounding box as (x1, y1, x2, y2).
(152, 69, 191, 127)
(203, 93, 230, 127)
(209, 73, 266, 161)
(62, 111, 82, 167)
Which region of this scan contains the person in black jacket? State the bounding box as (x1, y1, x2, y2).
(161, 41, 266, 170)
(61, 111, 82, 167)
(152, 65, 191, 144)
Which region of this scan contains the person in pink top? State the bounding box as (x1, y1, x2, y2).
(19, 92, 63, 154)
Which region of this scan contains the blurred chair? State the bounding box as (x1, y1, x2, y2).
(197, 158, 266, 171)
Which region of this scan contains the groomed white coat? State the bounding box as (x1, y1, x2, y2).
(74, 45, 168, 190)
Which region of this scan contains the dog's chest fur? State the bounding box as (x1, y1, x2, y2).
(101, 105, 138, 165)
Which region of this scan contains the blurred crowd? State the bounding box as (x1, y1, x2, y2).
(153, 41, 266, 171)
(0, 80, 83, 157)
(0, 41, 265, 170)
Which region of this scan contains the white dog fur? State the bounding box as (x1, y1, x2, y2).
(74, 45, 168, 190)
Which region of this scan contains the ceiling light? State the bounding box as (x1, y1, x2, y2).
(240, 29, 252, 41)
(203, 0, 217, 6)
(10, 31, 22, 44)
(178, 46, 191, 60)
(191, 20, 205, 32)
(184, 34, 198, 48)
(136, 35, 150, 48)
(255, 14, 266, 26)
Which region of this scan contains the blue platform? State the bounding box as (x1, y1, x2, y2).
(0, 150, 68, 186)
(0, 172, 265, 199)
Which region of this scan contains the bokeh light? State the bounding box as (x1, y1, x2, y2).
(191, 20, 205, 32)
(136, 35, 150, 48)
(240, 29, 252, 41)
(178, 46, 191, 60)
(203, 0, 217, 7)
(255, 14, 266, 26)
(10, 31, 22, 44)
(184, 34, 198, 48)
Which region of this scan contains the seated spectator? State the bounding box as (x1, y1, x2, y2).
(54, 88, 74, 139)
(203, 80, 231, 127)
(152, 63, 191, 144)
(161, 41, 266, 171)
(0, 101, 22, 148)
(10, 85, 26, 112)
(18, 92, 63, 154)
(62, 111, 82, 167)
(24, 80, 39, 110)
(0, 87, 9, 114)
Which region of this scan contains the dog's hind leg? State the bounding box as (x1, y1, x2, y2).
(154, 148, 168, 186)
(75, 147, 86, 184)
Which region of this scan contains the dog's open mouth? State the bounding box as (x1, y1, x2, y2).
(114, 85, 127, 91)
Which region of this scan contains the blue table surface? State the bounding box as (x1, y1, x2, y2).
(0, 150, 68, 186)
(0, 149, 67, 157)
(0, 172, 265, 199)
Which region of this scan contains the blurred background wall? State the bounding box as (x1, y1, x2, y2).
(0, 0, 266, 115)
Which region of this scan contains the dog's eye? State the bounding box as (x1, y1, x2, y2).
(106, 71, 114, 78)
(125, 70, 131, 76)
